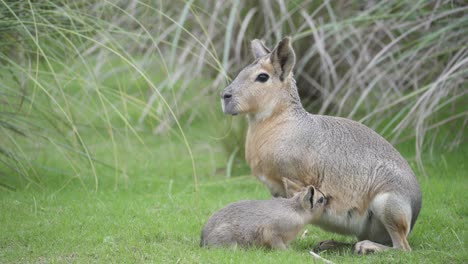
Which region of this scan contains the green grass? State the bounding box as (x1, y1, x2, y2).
(0, 124, 466, 263)
(0, 2, 466, 262)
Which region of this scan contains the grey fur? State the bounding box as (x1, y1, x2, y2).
(200, 186, 326, 249)
(220, 37, 422, 253)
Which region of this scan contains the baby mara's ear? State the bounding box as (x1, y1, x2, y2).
(283, 178, 302, 198)
(303, 186, 315, 208)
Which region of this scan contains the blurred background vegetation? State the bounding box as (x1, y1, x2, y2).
(0, 0, 466, 191)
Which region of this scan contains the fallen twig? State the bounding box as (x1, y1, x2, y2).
(309, 251, 335, 264)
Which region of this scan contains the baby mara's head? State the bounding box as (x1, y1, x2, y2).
(283, 178, 327, 223)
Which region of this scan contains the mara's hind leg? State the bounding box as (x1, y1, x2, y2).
(355, 193, 412, 254)
(256, 226, 287, 250)
(203, 224, 239, 248)
(204, 233, 238, 248)
(268, 238, 287, 250)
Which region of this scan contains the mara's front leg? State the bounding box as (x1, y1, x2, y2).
(256, 174, 286, 197)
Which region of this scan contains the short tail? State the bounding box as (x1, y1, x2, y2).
(200, 231, 205, 247)
(410, 195, 422, 231)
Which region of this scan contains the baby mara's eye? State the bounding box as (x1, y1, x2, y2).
(255, 73, 269, 83)
(317, 197, 324, 204)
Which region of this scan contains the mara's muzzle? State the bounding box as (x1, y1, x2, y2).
(220, 89, 238, 115)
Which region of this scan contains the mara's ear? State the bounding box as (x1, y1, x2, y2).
(251, 39, 271, 59)
(270, 37, 296, 81)
(283, 178, 302, 198)
(303, 186, 315, 208)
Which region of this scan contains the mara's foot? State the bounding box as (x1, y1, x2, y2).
(313, 239, 352, 252)
(354, 240, 390, 255)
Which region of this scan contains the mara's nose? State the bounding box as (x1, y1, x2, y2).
(221, 92, 232, 100)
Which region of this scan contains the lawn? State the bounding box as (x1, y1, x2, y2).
(0, 118, 466, 263)
(1, 0, 466, 263)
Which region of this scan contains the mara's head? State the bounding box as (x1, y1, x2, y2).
(283, 178, 327, 221)
(221, 37, 300, 119)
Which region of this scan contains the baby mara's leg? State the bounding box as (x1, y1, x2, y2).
(257, 226, 287, 250)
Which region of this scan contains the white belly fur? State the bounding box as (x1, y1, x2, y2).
(317, 209, 369, 236)
(315, 193, 399, 238)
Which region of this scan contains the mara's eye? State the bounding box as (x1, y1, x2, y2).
(255, 73, 269, 83)
(318, 197, 324, 204)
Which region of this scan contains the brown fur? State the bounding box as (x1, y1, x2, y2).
(220, 37, 422, 254)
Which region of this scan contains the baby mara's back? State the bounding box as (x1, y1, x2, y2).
(200, 186, 325, 249)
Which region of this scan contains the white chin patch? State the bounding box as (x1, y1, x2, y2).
(221, 99, 225, 113)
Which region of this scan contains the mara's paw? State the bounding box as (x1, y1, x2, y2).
(313, 239, 351, 252)
(354, 240, 389, 255)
